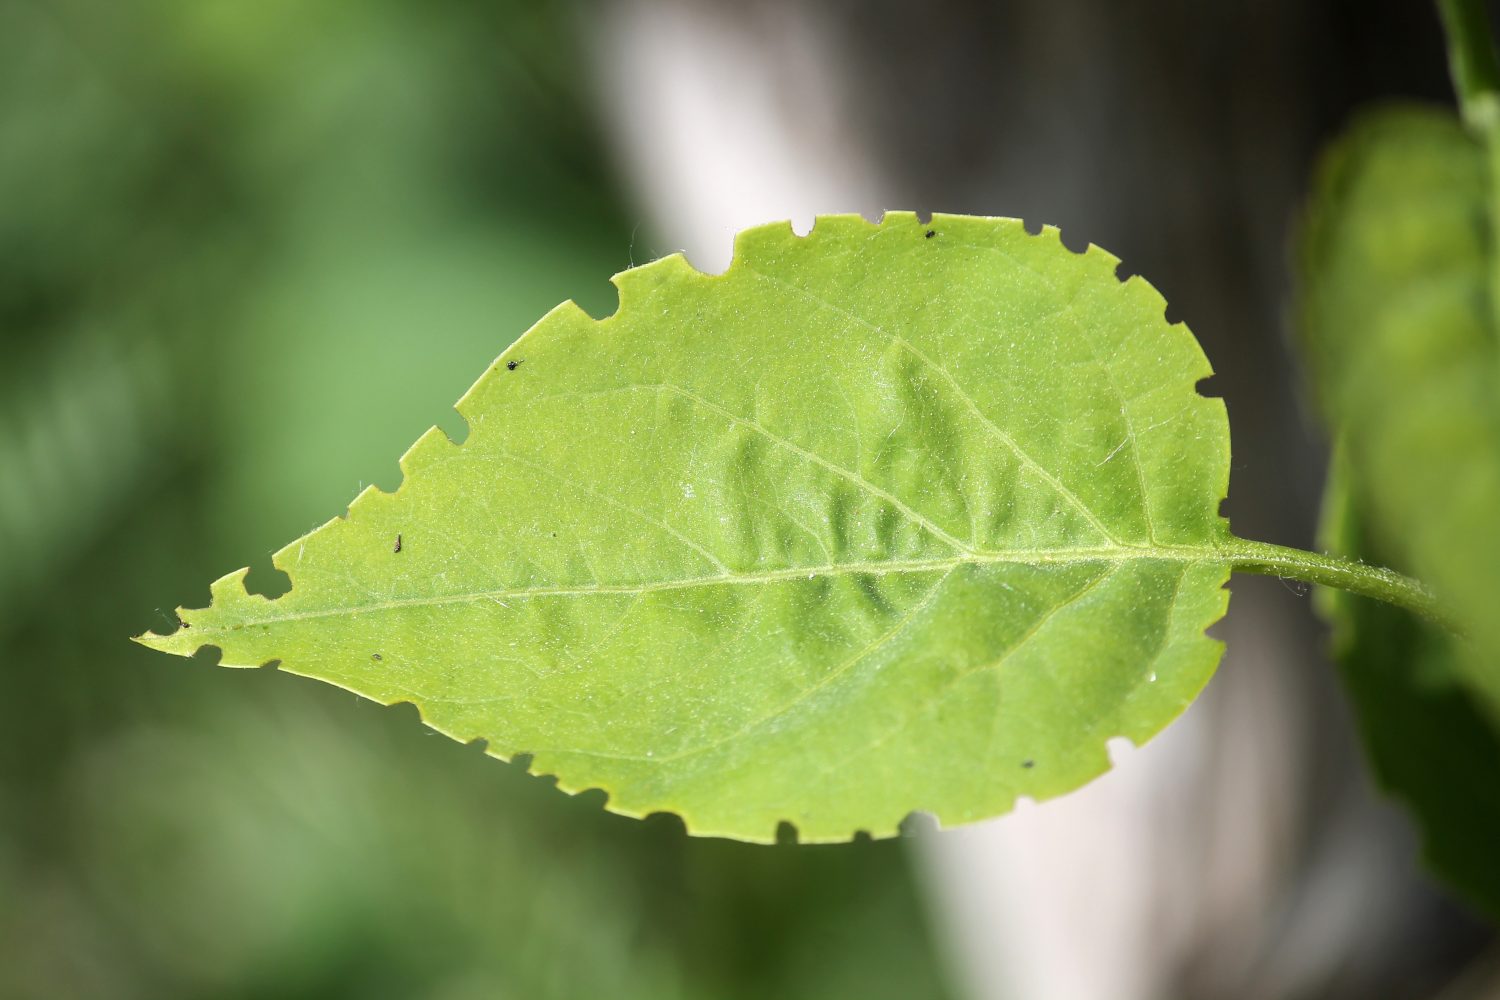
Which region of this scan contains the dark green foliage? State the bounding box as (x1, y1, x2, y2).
(1318, 456, 1500, 919)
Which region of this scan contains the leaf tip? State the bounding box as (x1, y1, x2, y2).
(129, 629, 168, 650)
(130, 621, 202, 658)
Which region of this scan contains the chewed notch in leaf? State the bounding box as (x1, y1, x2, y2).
(138, 212, 1240, 843)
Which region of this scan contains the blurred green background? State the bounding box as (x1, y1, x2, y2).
(0, 2, 953, 997)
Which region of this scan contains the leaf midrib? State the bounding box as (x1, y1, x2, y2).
(195, 542, 1232, 632)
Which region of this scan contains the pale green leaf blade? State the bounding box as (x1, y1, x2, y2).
(138, 212, 1232, 843)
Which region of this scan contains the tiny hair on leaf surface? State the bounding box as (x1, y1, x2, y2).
(136, 211, 1435, 843)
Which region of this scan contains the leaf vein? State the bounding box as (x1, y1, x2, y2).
(811, 563, 1122, 780)
(741, 264, 1123, 545)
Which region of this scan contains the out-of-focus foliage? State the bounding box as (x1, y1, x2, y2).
(1299, 105, 1500, 918)
(141, 213, 1234, 844)
(1300, 106, 1500, 715)
(1316, 450, 1500, 920)
(0, 2, 952, 996)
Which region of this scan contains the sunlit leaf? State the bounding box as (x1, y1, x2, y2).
(139, 212, 1235, 843)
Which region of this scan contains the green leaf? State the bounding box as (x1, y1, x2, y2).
(1300, 106, 1500, 718)
(138, 212, 1242, 843)
(1317, 448, 1500, 920)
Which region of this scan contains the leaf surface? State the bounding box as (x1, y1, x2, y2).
(139, 212, 1233, 842)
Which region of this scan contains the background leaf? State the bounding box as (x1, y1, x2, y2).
(1300, 105, 1500, 917)
(1300, 105, 1500, 716)
(142, 212, 1234, 843)
(1316, 448, 1500, 919)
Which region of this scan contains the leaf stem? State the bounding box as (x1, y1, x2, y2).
(1439, 0, 1500, 126)
(1221, 538, 1456, 633)
(1439, 1, 1500, 377)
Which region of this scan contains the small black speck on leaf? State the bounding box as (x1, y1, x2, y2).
(1022, 759, 1035, 769)
(393, 533, 403, 553)
(371, 653, 382, 661)
(506, 359, 522, 371)
(924, 230, 936, 238)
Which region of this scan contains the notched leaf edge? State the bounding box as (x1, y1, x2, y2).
(134, 210, 1232, 843)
